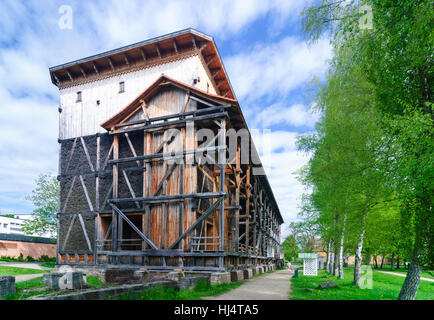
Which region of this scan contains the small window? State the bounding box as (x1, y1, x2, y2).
(76, 91, 82, 102)
(119, 81, 125, 93)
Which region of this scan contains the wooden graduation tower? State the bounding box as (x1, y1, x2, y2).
(50, 29, 283, 271)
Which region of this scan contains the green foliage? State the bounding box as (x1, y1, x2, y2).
(86, 276, 104, 288)
(298, 0, 433, 298)
(22, 173, 58, 237)
(0, 255, 55, 263)
(291, 269, 434, 300)
(1, 214, 15, 218)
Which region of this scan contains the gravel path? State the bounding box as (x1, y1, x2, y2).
(376, 270, 434, 283)
(204, 269, 292, 300)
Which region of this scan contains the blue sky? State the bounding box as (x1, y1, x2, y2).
(0, 0, 332, 239)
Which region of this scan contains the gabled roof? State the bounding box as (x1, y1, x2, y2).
(100, 74, 237, 130)
(49, 28, 235, 99)
(100, 74, 284, 224)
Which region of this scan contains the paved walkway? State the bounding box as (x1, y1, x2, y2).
(204, 269, 292, 300)
(376, 270, 434, 283)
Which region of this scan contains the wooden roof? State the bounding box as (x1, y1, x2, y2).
(100, 74, 236, 130)
(49, 28, 235, 99)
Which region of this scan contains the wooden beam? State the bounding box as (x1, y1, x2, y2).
(52, 73, 60, 85)
(192, 36, 197, 49)
(122, 170, 140, 208)
(110, 204, 158, 250)
(112, 135, 119, 252)
(169, 198, 223, 249)
(211, 68, 221, 77)
(80, 137, 95, 172)
(80, 175, 94, 212)
(173, 39, 179, 55)
(65, 70, 74, 82)
(140, 48, 147, 62)
(155, 44, 161, 59)
(78, 213, 93, 251)
(62, 176, 76, 213)
(108, 57, 115, 71)
(92, 62, 99, 74)
(79, 66, 87, 79)
(124, 54, 130, 67)
(111, 192, 225, 204)
(61, 214, 76, 251)
(206, 55, 216, 66)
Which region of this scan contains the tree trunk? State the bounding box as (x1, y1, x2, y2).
(338, 215, 346, 279)
(330, 250, 335, 276)
(354, 226, 365, 286)
(373, 255, 378, 269)
(398, 260, 422, 300)
(326, 241, 332, 273)
(380, 256, 384, 269)
(397, 256, 400, 269)
(334, 248, 339, 276)
(391, 253, 395, 271)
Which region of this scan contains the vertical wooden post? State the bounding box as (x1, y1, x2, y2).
(245, 165, 251, 253)
(235, 145, 241, 265)
(218, 118, 226, 269)
(179, 125, 185, 250)
(95, 135, 100, 263)
(112, 134, 119, 254)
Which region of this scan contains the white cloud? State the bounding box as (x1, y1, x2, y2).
(249, 103, 320, 129)
(225, 36, 332, 102)
(250, 130, 313, 237)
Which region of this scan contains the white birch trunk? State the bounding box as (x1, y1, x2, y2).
(338, 214, 346, 279)
(354, 226, 365, 286)
(326, 241, 332, 273)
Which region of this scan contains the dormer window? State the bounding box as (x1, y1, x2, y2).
(119, 81, 125, 93)
(76, 91, 82, 102)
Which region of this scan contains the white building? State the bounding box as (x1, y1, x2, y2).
(0, 215, 54, 238)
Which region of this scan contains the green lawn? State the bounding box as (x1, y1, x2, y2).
(0, 266, 46, 276)
(346, 264, 434, 280)
(291, 269, 434, 300)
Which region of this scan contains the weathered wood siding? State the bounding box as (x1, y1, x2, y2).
(59, 54, 217, 140)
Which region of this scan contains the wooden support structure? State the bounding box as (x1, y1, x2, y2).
(53, 31, 283, 270)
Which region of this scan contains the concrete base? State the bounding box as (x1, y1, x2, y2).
(43, 272, 86, 290)
(0, 276, 15, 298)
(230, 270, 245, 282)
(255, 266, 263, 274)
(210, 272, 230, 285)
(263, 265, 268, 272)
(243, 268, 253, 279)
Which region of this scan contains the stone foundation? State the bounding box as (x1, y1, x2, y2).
(210, 272, 230, 285)
(243, 268, 253, 279)
(230, 270, 244, 282)
(0, 276, 15, 298)
(43, 272, 86, 290)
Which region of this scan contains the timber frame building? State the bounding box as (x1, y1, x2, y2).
(50, 29, 283, 271)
